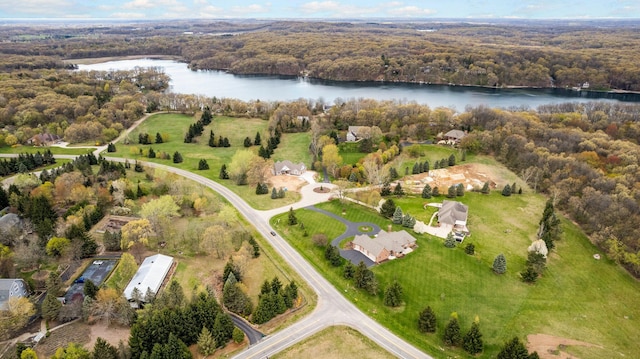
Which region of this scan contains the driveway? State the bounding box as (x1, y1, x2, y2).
(304, 206, 378, 267)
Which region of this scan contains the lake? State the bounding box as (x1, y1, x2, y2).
(77, 58, 636, 110)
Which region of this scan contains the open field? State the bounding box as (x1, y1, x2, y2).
(273, 185, 640, 358)
(273, 325, 395, 359)
(108, 113, 309, 210)
(0, 146, 95, 155)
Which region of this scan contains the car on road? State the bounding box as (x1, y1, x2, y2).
(270, 231, 277, 236)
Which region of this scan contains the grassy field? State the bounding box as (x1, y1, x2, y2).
(0, 146, 95, 155)
(108, 113, 310, 210)
(273, 326, 395, 359)
(272, 190, 640, 358)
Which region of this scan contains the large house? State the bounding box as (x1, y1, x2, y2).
(437, 200, 469, 234)
(274, 160, 306, 176)
(443, 129, 466, 143)
(124, 254, 174, 308)
(27, 133, 61, 146)
(352, 230, 416, 264)
(0, 279, 30, 309)
(346, 126, 370, 142)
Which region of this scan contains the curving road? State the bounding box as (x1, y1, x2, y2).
(99, 158, 432, 359)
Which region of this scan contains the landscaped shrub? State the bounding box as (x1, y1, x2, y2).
(418, 306, 437, 333)
(493, 254, 507, 274)
(464, 243, 475, 255)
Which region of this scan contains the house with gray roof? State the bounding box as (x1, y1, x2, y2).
(443, 129, 466, 142)
(0, 279, 29, 309)
(437, 200, 469, 234)
(346, 126, 370, 142)
(352, 230, 416, 264)
(274, 160, 306, 176)
(124, 254, 174, 308)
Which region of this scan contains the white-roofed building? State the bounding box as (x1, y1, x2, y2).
(274, 160, 306, 176)
(123, 254, 174, 307)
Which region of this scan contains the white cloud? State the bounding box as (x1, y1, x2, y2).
(230, 3, 272, 16)
(387, 6, 436, 17)
(123, 0, 155, 10)
(0, 0, 73, 15)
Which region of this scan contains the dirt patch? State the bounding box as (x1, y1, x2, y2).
(397, 163, 507, 194)
(85, 322, 131, 350)
(268, 175, 306, 192)
(36, 321, 91, 358)
(527, 334, 601, 359)
(313, 186, 331, 193)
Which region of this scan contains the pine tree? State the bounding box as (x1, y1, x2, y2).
(465, 243, 475, 255)
(155, 132, 163, 144)
(393, 183, 405, 196)
(83, 280, 99, 299)
(462, 321, 483, 355)
(444, 232, 456, 248)
(418, 306, 437, 333)
(343, 261, 355, 279)
(456, 183, 464, 196)
(198, 159, 209, 170)
(389, 167, 399, 180)
(380, 198, 396, 218)
(392, 206, 403, 224)
(354, 261, 378, 295)
(219, 164, 229, 179)
(208, 130, 216, 147)
(93, 337, 118, 359)
(481, 181, 490, 194)
(520, 265, 539, 283)
(380, 182, 392, 196)
(383, 280, 403, 307)
(502, 184, 512, 196)
(421, 184, 432, 199)
(42, 293, 62, 321)
(148, 148, 155, 158)
(497, 337, 530, 359)
(447, 184, 457, 198)
(232, 327, 244, 344)
(448, 153, 456, 166)
(254, 132, 261, 146)
(432, 186, 440, 197)
(243, 137, 252, 147)
(493, 253, 507, 274)
(443, 317, 461, 346)
(271, 187, 278, 199)
(288, 207, 298, 225)
(412, 162, 420, 174)
(172, 151, 183, 163)
(440, 158, 447, 168)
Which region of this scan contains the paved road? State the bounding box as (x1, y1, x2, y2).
(100, 158, 432, 359)
(229, 312, 265, 345)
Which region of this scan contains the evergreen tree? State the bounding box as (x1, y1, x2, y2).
(164, 333, 192, 359)
(440, 158, 447, 168)
(412, 162, 420, 174)
(447, 184, 457, 198)
(448, 153, 456, 166)
(493, 254, 507, 274)
(462, 321, 483, 355)
(418, 306, 437, 333)
(324, 245, 342, 267)
(422, 161, 430, 173)
(93, 337, 118, 359)
(456, 183, 464, 196)
(343, 261, 355, 279)
(197, 326, 216, 357)
(465, 243, 475, 255)
(348, 172, 358, 182)
(354, 261, 378, 295)
(271, 187, 278, 199)
(393, 183, 405, 196)
(243, 137, 252, 148)
(481, 181, 490, 194)
(443, 317, 462, 346)
(208, 130, 216, 147)
(155, 132, 163, 144)
(434, 161, 440, 170)
(232, 327, 245, 344)
(380, 199, 396, 218)
(380, 182, 392, 196)
(223, 137, 230, 147)
(198, 159, 209, 170)
(148, 148, 155, 158)
(520, 265, 539, 283)
(432, 186, 440, 197)
(277, 188, 285, 198)
(389, 167, 399, 180)
(497, 337, 530, 359)
(254, 132, 261, 146)
(212, 312, 234, 348)
(107, 143, 116, 153)
(42, 293, 62, 322)
(172, 151, 183, 163)
(223, 257, 242, 283)
(502, 184, 512, 196)
(383, 280, 403, 307)
(288, 207, 298, 225)
(421, 184, 432, 199)
(444, 232, 456, 248)
(402, 214, 415, 228)
(392, 206, 404, 224)
(84, 280, 99, 299)
(219, 164, 229, 179)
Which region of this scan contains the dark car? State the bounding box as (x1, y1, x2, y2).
(74, 276, 85, 284)
(270, 231, 277, 236)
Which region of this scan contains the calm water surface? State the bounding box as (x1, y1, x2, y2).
(78, 59, 633, 110)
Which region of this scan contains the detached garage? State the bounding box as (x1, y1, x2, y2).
(124, 254, 174, 308)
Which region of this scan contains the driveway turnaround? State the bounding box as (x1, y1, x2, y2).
(304, 206, 378, 267)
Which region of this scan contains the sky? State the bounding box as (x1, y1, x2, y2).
(0, 0, 639, 20)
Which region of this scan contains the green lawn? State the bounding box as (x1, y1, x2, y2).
(107, 113, 308, 210)
(0, 146, 95, 155)
(272, 192, 640, 359)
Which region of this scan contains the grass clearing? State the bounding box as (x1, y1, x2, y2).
(0, 146, 95, 155)
(273, 325, 395, 359)
(273, 189, 640, 358)
(108, 113, 310, 210)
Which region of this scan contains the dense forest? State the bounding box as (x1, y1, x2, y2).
(2, 20, 640, 90)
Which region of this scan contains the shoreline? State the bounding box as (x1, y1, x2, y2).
(64, 55, 640, 97)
